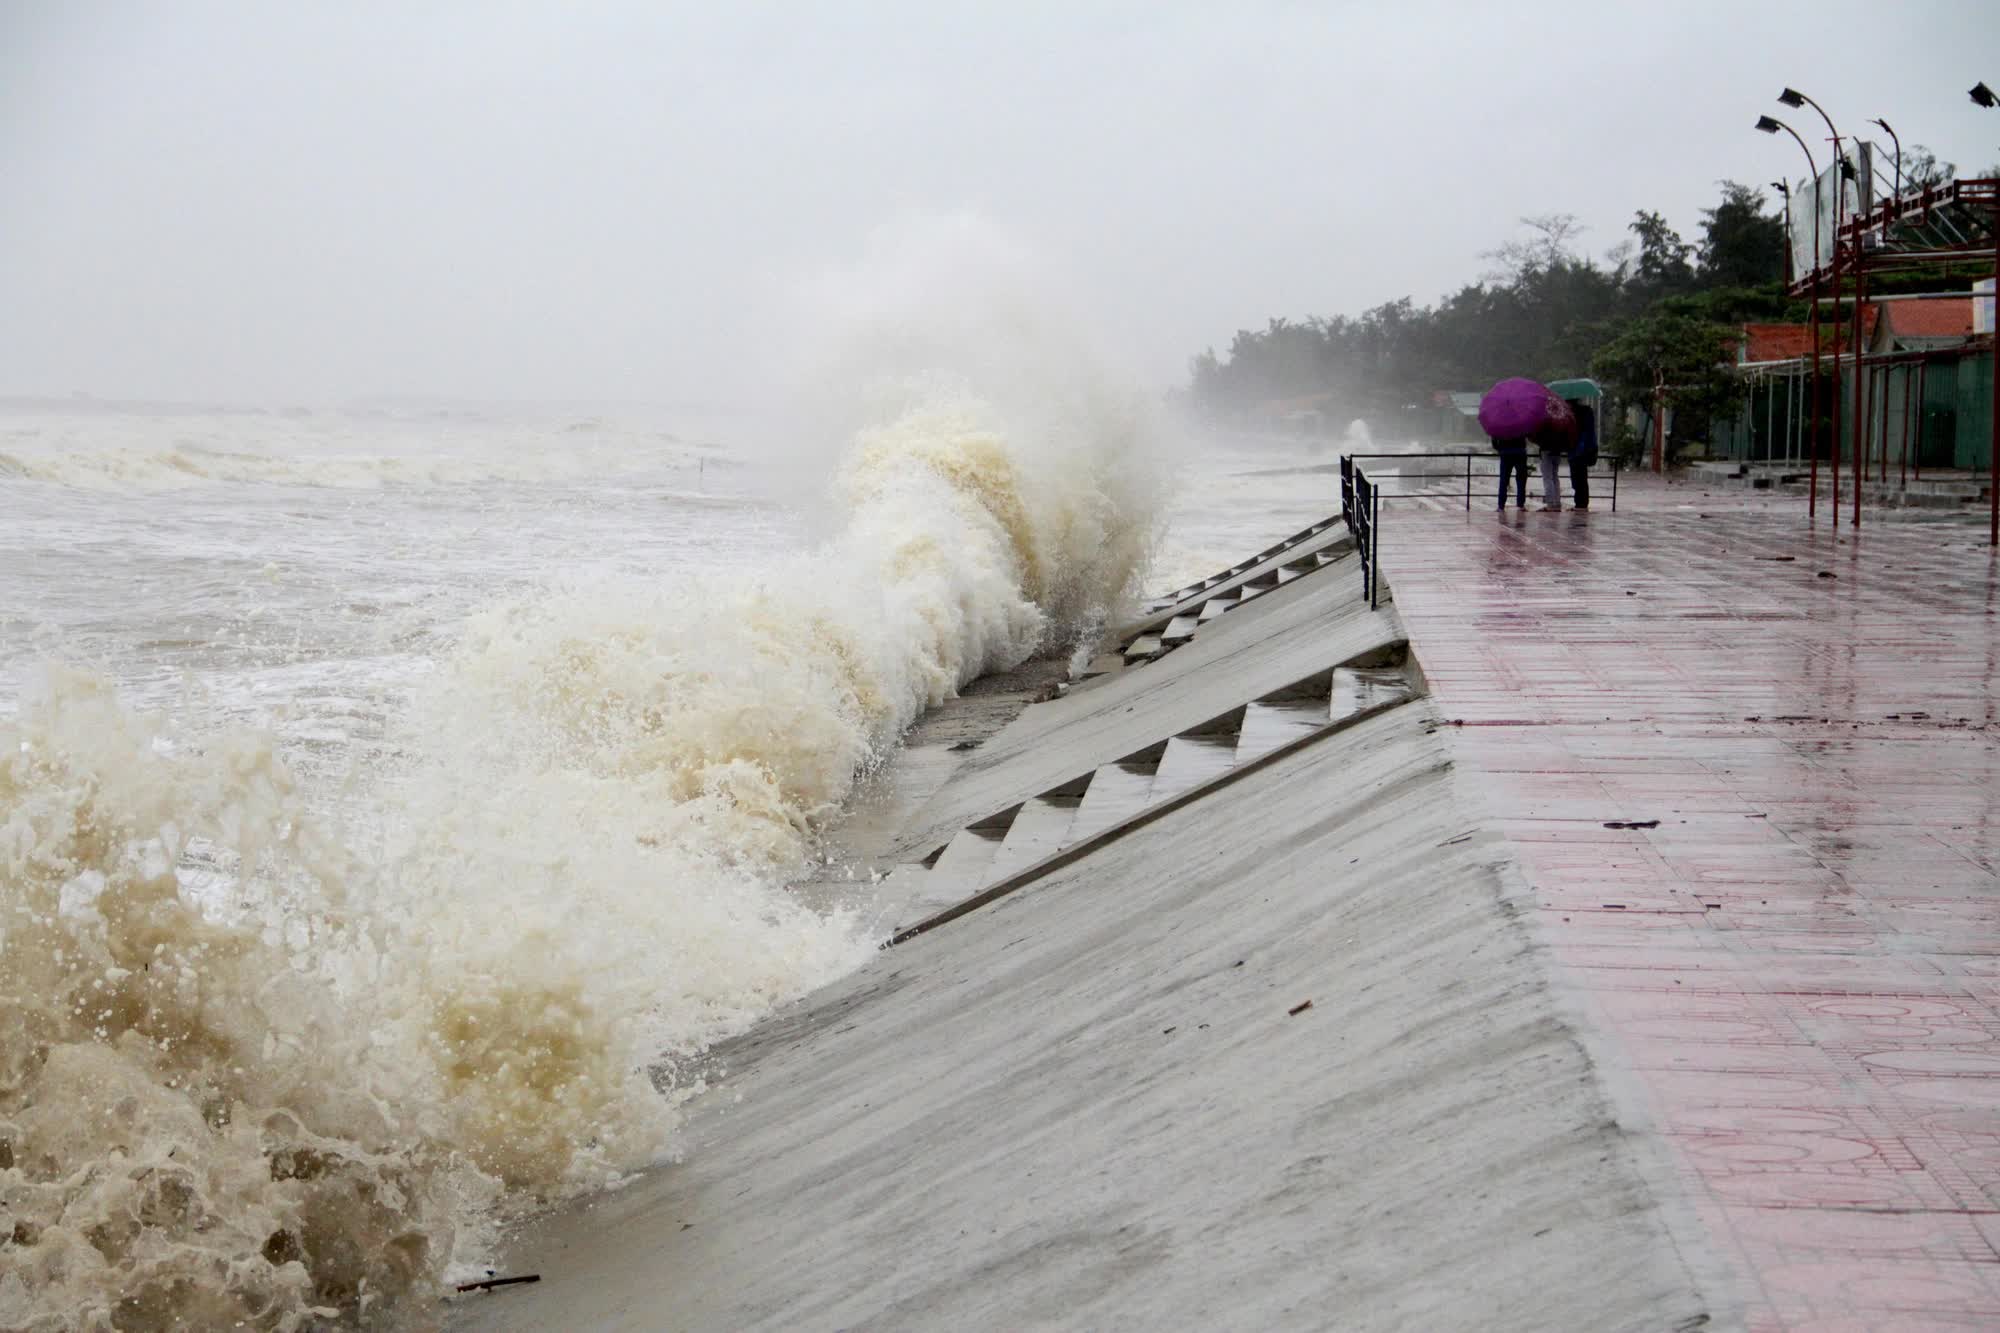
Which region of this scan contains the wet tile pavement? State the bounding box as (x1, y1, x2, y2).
(1382, 485, 2000, 1331)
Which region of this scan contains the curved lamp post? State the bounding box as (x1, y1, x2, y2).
(1770, 179, 1793, 283)
(1869, 118, 1902, 199)
(1779, 87, 1844, 160)
(1784, 88, 1856, 520)
(1759, 114, 1829, 519)
(1973, 82, 1997, 544)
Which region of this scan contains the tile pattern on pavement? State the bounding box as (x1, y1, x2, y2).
(1383, 487, 2000, 1332)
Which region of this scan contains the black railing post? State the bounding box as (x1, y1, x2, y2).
(1369, 483, 1380, 610)
(1464, 453, 1472, 511)
(1353, 464, 1373, 607)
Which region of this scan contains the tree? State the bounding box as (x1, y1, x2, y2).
(1698, 182, 1786, 288)
(1627, 211, 1695, 300)
(1590, 311, 1746, 464)
(1901, 144, 1956, 189)
(1482, 213, 1586, 283)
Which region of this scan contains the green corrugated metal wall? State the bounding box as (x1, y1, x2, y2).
(1952, 351, 1995, 471)
(1715, 349, 1992, 469)
(1715, 377, 1808, 463)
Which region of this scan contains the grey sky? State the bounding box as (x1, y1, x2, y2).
(3, 1, 1997, 404)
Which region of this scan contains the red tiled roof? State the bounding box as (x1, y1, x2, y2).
(1883, 297, 1974, 339)
(1741, 307, 1880, 362)
(1742, 324, 1812, 361)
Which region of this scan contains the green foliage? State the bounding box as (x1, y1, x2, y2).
(1600, 412, 1646, 469)
(1590, 310, 1747, 463)
(1698, 182, 1786, 289)
(1627, 210, 1695, 300)
(1901, 144, 1955, 189)
(1187, 180, 1795, 463)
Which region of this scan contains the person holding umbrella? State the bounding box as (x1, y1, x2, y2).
(1529, 397, 1579, 512)
(1491, 434, 1531, 510)
(1478, 377, 1571, 512)
(1566, 397, 1598, 510)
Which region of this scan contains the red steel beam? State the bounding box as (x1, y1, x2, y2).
(1851, 261, 1868, 528)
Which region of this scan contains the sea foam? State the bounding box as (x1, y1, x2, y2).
(1, 351, 1166, 1325)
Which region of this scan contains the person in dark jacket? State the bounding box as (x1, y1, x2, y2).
(1567, 399, 1599, 509)
(1492, 435, 1530, 510)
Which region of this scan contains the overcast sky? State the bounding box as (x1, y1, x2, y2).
(3, 1, 1997, 404)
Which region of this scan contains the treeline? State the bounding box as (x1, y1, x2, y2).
(1186, 181, 1803, 454)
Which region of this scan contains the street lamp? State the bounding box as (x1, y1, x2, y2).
(1776, 89, 1859, 522)
(1758, 112, 1830, 520)
(1757, 117, 1819, 252)
(1869, 118, 1902, 198)
(1971, 82, 1999, 546)
(1757, 118, 1821, 276)
(1771, 180, 1793, 283)
(1779, 87, 1845, 157)
(1756, 117, 1816, 172)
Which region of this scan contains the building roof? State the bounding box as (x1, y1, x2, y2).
(1741, 307, 1882, 363)
(1881, 296, 1975, 341)
(1742, 324, 1813, 362)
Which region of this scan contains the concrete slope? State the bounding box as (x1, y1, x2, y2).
(1112, 519, 1350, 638)
(463, 701, 1709, 1332)
(1082, 525, 1353, 684)
(891, 549, 1394, 860)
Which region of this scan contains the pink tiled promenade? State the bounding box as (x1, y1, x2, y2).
(1382, 476, 2000, 1332)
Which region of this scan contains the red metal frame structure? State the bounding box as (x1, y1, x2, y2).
(1790, 176, 2000, 542)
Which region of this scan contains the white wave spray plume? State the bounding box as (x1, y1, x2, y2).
(0, 218, 1170, 1327)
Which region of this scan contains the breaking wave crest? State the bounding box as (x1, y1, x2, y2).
(0, 422, 703, 490)
(0, 378, 1165, 1326)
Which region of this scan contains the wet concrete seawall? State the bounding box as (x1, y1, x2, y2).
(460, 527, 1712, 1331)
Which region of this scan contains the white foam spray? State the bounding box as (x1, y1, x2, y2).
(0, 222, 1169, 1326)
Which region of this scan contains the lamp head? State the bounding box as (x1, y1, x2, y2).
(1770, 180, 1790, 195)
(1778, 88, 1808, 109)
(1755, 115, 1783, 134)
(1972, 82, 1997, 109)
(1838, 157, 1858, 181)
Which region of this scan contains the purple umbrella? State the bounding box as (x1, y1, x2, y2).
(1477, 377, 1554, 440)
(1530, 395, 1579, 450)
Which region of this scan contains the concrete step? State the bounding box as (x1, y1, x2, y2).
(1149, 735, 1239, 803)
(1234, 699, 1327, 764)
(877, 864, 955, 937)
(922, 822, 1009, 902)
(1064, 760, 1159, 845)
(1160, 614, 1201, 644)
(1081, 652, 1125, 680)
(1331, 665, 1414, 723)
(1137, 516, 1340, 613)
(984, 791, 1083, 882)
(1196, 592, 1239, 622)
(1124, 633, 1163, 660)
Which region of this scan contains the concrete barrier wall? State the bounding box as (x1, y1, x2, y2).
(466, 700, 1708, 1331)
(892, 552, 1394, 861)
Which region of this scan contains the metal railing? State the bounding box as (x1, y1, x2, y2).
(1339, 451, 1622, 607)
(1342, 451, 1621, 513)
(1338, 455, 1381, 608)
